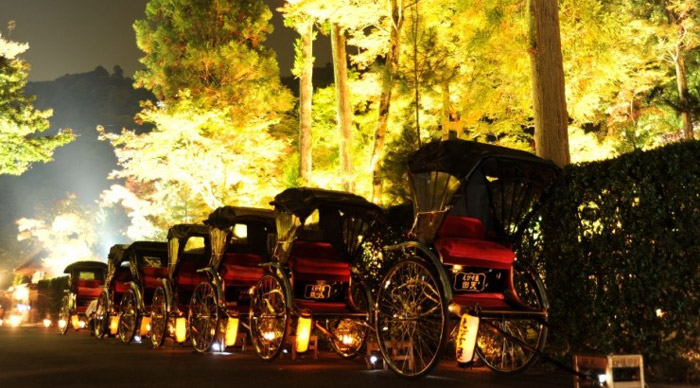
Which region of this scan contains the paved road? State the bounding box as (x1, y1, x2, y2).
(0, 326, 573, 388)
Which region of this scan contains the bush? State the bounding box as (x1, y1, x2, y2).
(522, 140, 699, 382)
(36, 276, 69, 320)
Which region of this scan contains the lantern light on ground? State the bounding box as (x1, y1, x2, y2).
(9, 315, 22, 327)
(175, 317, 187, 343)
(140, 316, 151, 336)
(134, 335, 141, 343)
(296, 315, 312, 353)
(109, 316, 119, 335)
(456, 313, 479, 364)
(71, 315, 80, 330)
(43, 318, 51, 328)
(212, 342, 222, 352)
(78, 320, 86, 329)
(225, 317, 239, 348)
(58, 319, 67, 329)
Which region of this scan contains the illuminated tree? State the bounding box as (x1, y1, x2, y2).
(133, 0, 292, 126)
(0, 33, 73, 175)
(16, 195, 100, 277)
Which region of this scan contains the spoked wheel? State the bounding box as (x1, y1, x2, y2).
(93, 292, 109, 339)
(150, 286, 168, 348)
(476, 265, 548, 374)
(328, 283, 371, 359)
(58, 295, 71, 335)
(250, 274, 289, 361)
(189, 282, 219, 353)
(118, 289, 139, 344)
(375, 257, 448, 379)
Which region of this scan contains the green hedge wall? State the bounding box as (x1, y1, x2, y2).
(36, 276, 68, 320)
(521, 140, 699, 382)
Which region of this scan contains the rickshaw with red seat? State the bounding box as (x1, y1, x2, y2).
(113, 241, 169, 344)
(58, 261, 107, 334)
(93, 244, 132, 339)
(375, 139, 561, 378)
(187, 206, 276, 353)
(149, 224, 211, 348)
(249, 188, 384, 360)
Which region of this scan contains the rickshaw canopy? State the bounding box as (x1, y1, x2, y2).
(271, 187, 385, 262)
(63, 261, 107, 275)
(204, 206, 275, 229)
(407, 140, 561, 245)
(106, 244, 130, 283)
(166, 223, 209, 241)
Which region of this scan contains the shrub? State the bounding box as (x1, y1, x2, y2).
(522, 140, 699, 382)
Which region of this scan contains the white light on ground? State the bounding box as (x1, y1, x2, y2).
(58, 319, 67, 328)
(9, 315, 22, 327)
(212, 342, 222, 352)
(43, 319, 51, 328)
(370, 355, 378, 364)
(134, 335, 141, 343)
(78, 320, 86, 329)
(598, 374, 608, 384)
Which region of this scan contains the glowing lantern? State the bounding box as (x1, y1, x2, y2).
(175, 317, 187, 343)
(140, 316, 151, 336)
(225, 317, 239, 348)
(78, 320, 86, 329)
(109, 316, 119, 335)
(295, 315, 313, 353)
(43, 319, 52, 328)
(9, 315, 22, 327)
(456, 313, 480, 363)
(58, 319, 67, 329)
(263, 331, 276, 341)
(71, 315, 80, 330)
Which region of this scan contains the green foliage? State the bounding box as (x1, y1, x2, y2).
(520, 140, 700, 382)
(0, 34, 74, 175)
(134, 0, 292, 126)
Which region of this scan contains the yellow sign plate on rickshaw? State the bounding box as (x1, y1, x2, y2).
(305, 284, 332, 299)
(454, 272, 487, 292)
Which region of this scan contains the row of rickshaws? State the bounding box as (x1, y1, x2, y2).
(59, 139, 564, 379)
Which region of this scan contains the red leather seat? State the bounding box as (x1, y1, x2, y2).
(220, 252, 264, 286)
(435, 215, 514, 269)
(114, 281, 129, 294)
(435, 238, 515, 269)
(142, 267, 168, 290)
(175, 271, 208, 289)
(288, 241, 351, 282)
(76, 279, 104, 299)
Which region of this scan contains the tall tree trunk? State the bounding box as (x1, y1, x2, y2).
(674, 47, 693, 140)
(441, 80, 451, 140)
(331, 24, 353, 192)
(528, 0, 570, 167)
(298, 21, 314, 183)
(370, 0, 403, 202)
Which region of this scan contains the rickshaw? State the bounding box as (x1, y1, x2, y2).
(375, 139, 561, 378)
(249, 188, 383, 361)
(187, 206, 276, 353)
(113, 241, 169, 344)
(93, 244, 131, 339)
(149, 224, 211, 348)
(59, 261, 107, 334)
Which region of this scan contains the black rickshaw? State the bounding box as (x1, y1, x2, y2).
(59, 261, 107, 334)
(113, 241, 169, 344)
(149, 224, 211, 348)
(93, 244, 131, 339)
(375, 139, 561, 378)
(187, 206, 276, 353)
(249, 188, 383, 361)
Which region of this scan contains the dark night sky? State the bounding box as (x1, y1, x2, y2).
(0, 0, 331, 81)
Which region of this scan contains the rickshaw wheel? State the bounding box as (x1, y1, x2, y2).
(93, 292, 109, 339)
(118, 289, 139, 344)
(375, 257, 448, 379)
(475, 265, 548, 374)
(58, 295, 71, 335)
(250, 274, 289, 361)
(150, 286, 168, 348)
(328, 282, 371, 359)
(189, 282, 219, 353)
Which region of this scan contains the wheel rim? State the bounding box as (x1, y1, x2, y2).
(118, 290, 138, 344)
(376, 259, 447, 378)
(250, 274, 288, 360)
(59, 296, 70, 335)
(150, 287, 168, 348)
(476, 267, 548, 374)
(189, 282, 218, 353)
(94, 293, 108, 338)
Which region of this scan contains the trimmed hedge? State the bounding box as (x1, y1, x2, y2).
(36, 276, 68, 321)
(520, 140, 699, 382)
